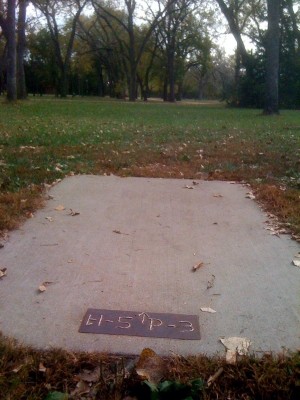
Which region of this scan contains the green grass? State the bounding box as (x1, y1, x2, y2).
(0, 96, 300, 231)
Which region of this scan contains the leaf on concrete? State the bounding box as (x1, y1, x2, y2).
(245, 192, 255, 200)
(220, 337, 251, 364)
(192, 181, 199, 185)
(69, 209, 80, 216)
(45, 217, 54, 222)
(54, 205, 65, 211)
(0, 267, 7, 279)
(192, 262, 204, 272)
(200, 307, 216, 313)
(183, 185, 194, 189)
(292, 252, 300, 268)
(39, 285, 47, 292)
(213, 194, 223, 198)
(207, 274, 215, 289)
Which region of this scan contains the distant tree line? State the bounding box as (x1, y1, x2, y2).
(0, 0, 299, 113)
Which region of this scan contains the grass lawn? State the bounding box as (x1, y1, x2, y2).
(0, 97, 299, 399)
(1, 96, 300, 236)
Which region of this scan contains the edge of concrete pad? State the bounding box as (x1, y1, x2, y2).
(0, 175, 299, 357)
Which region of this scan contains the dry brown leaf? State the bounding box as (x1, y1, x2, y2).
(200, 307, 216, 313)
(71, 380, 90, 396)
(213, 194, 223, 198)
(39, 362, 47, 373)
(45, 217, 54, 222)
(69, 209, 80, 216)
(0, 267, 7, 279)
(207, 274, 215, 289)
(192, 262, 204, 272)
(113, 229, 129, 235)
(207, 367, 224, 387)
(245, 192, 255, 200)
(183, 185, 194, 189)
(77, 367, 100, 383)
(38, 285, 47, 292)
(54, 205, 65, 211)
(292, 252, 300, 268)
(136, 348, 166, 384)
(220, 337, 251, 364)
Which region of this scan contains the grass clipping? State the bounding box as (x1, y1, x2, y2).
(0, 334, 299, 399)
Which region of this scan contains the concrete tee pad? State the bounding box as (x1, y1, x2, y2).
(0, 175, 299, 356)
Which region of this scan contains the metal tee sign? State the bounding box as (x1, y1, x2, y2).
(79, 308, 200, 340)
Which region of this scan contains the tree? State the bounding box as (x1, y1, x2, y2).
(92, 0, 175, 101)
(32, 0, 88, 97)
(0, 0, 17, 101)
(17, 0, 28, 99)
(264, 0, 280, 114)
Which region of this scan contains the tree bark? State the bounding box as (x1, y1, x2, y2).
(17, 0, 28, 99)
(6, 0, 17, 101)
(264, 0, 280, 114)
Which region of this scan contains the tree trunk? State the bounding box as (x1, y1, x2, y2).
(264, 0, 280, 114)
(127, 1, 136, 102)
(17, 0, 27, 99)
(6, 0, 17, 101)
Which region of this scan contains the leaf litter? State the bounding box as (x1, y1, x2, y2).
(38, 281, 55, 293)
(292, 252, 300, 268)
(200, 307, 216, 313)
(220, 337, 251, 364)
(0, 267, 7, 279)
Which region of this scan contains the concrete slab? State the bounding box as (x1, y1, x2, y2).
(0, 175, 299, 356)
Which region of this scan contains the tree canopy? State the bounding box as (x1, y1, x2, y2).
(0, 0, 299, 109)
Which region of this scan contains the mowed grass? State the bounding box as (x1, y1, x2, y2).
(0, 97, 300, 398)
(0, 96, 299, 236)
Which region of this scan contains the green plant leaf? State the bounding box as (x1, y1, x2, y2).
(44, 392, 68, 400)
(142, 380, 159, 400)
(190, 378, 205, 393)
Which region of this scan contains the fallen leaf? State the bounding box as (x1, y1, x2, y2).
(38, 281, 54, 292)
(220, 337, 251, 364)
(207, 367, 224, 387)
(113, 229, 129, 235)
(292, 252, 300, 268)
(69, 209, 80, 216)
(12, 364, 24, 373)
(71, 380, 90, 396)
(245, 192, 255, 200)
(136, 348, 166, 384)
(54, 205, 65, 211)
(213, 194, 223, 198)
(39, 362, 47, 373)
(192, 181, 199, 185)
(45, 217, 54, 222)
(207, 274, 215, 289)
(77, 366, 100, 383)
(192, 262, 204, 272)
(0, 267, 7, 279)
(200, 307, 216, 313)
(183, 185, 194, 189)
